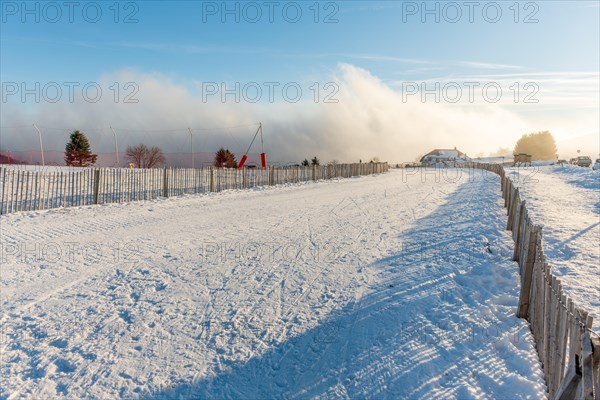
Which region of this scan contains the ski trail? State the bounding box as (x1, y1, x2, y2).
(1, 170, 547, 399)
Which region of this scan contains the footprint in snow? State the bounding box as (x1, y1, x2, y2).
(54, 358, 76, 373)
(48, 338, 69, 349)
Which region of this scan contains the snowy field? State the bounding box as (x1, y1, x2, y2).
(507, 164, 600, 333)
(1, 168, 547, 399)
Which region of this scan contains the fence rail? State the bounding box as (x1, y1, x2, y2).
(466, 162, 599, 400)
(0, 162, 388, 215)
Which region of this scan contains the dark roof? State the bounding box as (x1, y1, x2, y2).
(420, 148, 466, 162)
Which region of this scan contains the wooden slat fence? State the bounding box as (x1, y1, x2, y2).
(465, 162, 600, 400)
(0, 162, 388, 215)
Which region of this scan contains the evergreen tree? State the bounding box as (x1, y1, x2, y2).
(64, 131, 97, 167)
(214, 148, 238, 168)
(301, 159, 309, 167)
(311, 156, 320, 166)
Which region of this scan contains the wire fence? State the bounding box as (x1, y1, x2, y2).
(0, 163, 388, 215)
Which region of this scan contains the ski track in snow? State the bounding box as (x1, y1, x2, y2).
(508, 165, 600, 333)
(1, 169, 547, 399)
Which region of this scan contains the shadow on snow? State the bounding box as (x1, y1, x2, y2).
(149, 174, 541, 399)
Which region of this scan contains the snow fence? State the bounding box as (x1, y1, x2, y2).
(465, 162, 599, 400)
(0, 162, 388, 215)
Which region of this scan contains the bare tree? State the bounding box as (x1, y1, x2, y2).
(126, 144, 166, 168)
(145, 146, 166, 168)
(126, 144, 147, 167)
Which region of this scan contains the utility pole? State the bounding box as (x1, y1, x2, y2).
(33, 124, 45, 166)
(188, 128, 194, 168)
(110, 126, 119, 167)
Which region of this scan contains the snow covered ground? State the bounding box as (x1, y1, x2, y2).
(1, 168, 547, 399)
(507, 164, 600, 333)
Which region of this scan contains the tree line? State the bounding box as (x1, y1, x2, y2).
(61, 131, 331, 169)
(59, 128, 562, 169)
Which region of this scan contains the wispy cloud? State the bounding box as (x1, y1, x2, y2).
(546, 1, 600, 9)
(392, 67, 446, 75)
(115, 42, 276, 55)
(336, 53, 433, 64)
(388, 71, 600, 108)
(2, 35, 101, 49)
(276, 52, 432, 65)
(458, 61, 523, 70)
(280, 54, 525, 71)
(455, 71, 599, 79)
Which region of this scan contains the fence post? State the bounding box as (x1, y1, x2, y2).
(163, 167, 169, 197)
(581, 314, 595, 400)
(553, 290, 569, 395)
(0, 168, 5, 215)
(517, 225, 540, 318)
(518, 217, 531, 274)
(592, 336, 600, 400)
(513, 201, 527, 261)
(93, 169, 101, 204)
(547, 275, 558, 395)
(504, 177, 510, 207)
(210, 168, 215, 192)
(509, 180, 514, 206)
(507, 188, 519, 230)
(556, 359, 581, 400)
(505, 179, 512, 209)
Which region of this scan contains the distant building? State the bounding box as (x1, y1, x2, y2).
(513, 153, 532, 166)
(420, 147, 469, 166)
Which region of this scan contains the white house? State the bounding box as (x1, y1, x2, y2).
(420, 148, 469, 166)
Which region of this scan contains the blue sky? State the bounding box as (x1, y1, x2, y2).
(2, 1, 599, 82)
(1, 1, 599, 163)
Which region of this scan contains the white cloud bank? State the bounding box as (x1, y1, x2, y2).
(1, 64, 597, 164)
